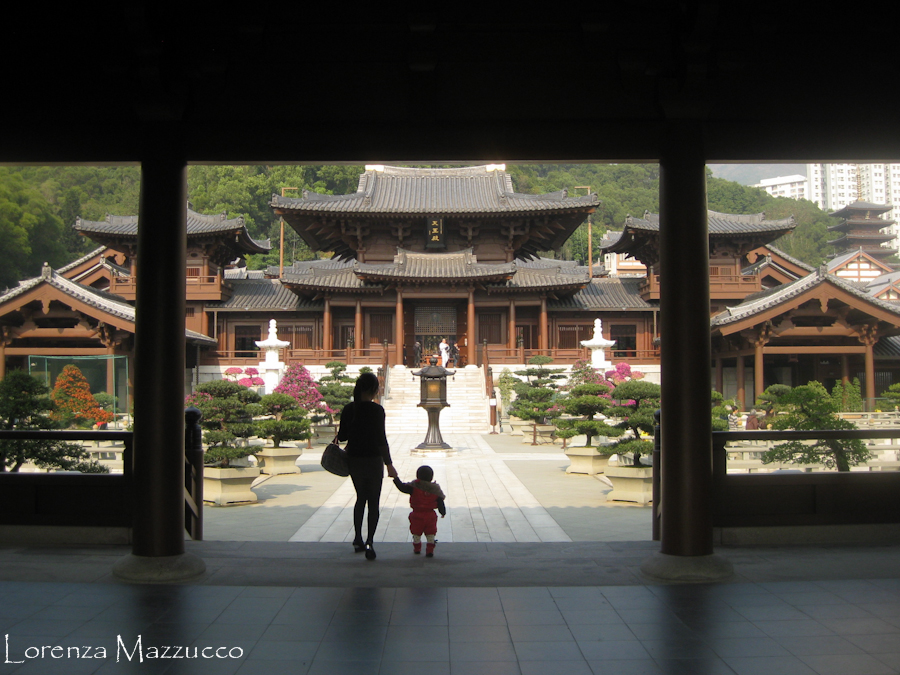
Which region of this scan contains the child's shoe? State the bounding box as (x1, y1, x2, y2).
(426, 543, 435, 558)
(413, 542, 421, 555)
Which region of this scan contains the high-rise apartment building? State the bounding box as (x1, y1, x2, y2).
(752, 174, 808, 200)
(807, 162, 900, 241)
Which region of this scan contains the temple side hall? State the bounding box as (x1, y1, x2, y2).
(2, 7, 900, 675)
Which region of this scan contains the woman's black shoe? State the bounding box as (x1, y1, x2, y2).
(353, 540, 366, 553)
(365, 544, 376, 561)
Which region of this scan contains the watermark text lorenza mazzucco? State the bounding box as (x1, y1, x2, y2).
(5, 634, 243, 663)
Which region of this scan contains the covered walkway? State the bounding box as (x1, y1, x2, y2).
(2, 541, 899, 674)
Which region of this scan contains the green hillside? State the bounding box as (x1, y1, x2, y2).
(0, 163, 841, 289)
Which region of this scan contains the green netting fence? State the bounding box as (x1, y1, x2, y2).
(28, 355, 130, 416)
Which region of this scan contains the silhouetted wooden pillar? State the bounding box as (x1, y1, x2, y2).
(658, 123, 713, 557)
(132, 127, 187, 558)
(736, 356, 746, 411)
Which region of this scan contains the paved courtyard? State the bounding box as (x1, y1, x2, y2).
(203, 433, 652, 544)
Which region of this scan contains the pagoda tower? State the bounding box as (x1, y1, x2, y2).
(827, 201, 897, 260)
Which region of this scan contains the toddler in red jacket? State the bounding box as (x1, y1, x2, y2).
(392, 465, 446, 557)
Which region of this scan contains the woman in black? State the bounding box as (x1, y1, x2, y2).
(337, 372, 397, 560)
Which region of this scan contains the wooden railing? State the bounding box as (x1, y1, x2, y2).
(111, 275, 227, 299)
(0, 410, 204, 540)
(481, 345, 660, 365)
(0, 429, 134, 530)
(202, 344, 392, 367)
(709, 429, 900, 528)
(640, 273, 761, 298)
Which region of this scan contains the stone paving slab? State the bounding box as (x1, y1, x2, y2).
(201, 433, 650, 544)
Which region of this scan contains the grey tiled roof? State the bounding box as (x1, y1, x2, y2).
(827, 248, 894, 273)
(75, 209, 271, 253)
(711, 267, 900, 328)
(224, 268, 267, 280)
(279, 265, 382, 293)
(516, 257, 581, 269)
(829, 201, 894, 219)
(741, 245, 817, 280)
(864, 271, 900, 297)
(0, 265, 216, 345)
(357, 249, 516, 281)
(207, 279, 321, 311)
(764, 245, 818, 274)
(548, 277, 651, 310)
(270, 259, 356, 277)
(875, 335, 900, 357)
(621, 210, 795, 235)
(57, 247, 107, 274)
(270, 165, 599, 215)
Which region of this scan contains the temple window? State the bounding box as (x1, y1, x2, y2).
(478, 313, 503, 344)
(610, 324, 637, 357)
(234, 325, 261, 357)
(369, 313, 393, 345)
(557, 324, 593, 349)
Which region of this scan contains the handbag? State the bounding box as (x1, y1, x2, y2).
(321, 434, 349, 477)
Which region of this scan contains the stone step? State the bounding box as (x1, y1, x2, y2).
(382, 366, 490, 433)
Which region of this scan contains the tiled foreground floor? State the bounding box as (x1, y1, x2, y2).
(2, 578, 899, 675)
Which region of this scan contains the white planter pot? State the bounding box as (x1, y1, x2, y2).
(604, 465, 653, 505)
(564, 447, 611, 475)
(203, 466, 260, 506)
(255, 446, 303, 475)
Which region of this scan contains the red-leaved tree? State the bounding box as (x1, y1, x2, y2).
(51, 365, 114, 428)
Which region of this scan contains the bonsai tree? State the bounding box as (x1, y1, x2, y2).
(763, 381, 872, 472)
(607, 379, 661, 466)
(567, 359, 606, 387)
(317, 361, 354, 421)
(253, 393, 311, 448)
(556, 382, 622, 448)
(50, 364, 114, 429)
(274, 362, 328, 415)
(187, 379, 261, 466)
(0, 370, 108, 473)
(754, 383, 792, 426)
(509, 356, 565, 445)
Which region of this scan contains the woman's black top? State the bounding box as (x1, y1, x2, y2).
(337, 400, 392, 465)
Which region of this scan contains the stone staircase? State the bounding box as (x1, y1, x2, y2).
(382, 365, 491, 434)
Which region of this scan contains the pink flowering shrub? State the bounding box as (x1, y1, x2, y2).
(274, 362, 328, 413)
(224, 367, 264, 388)
(604, 362, 645, 384)
(185, 391, 213, 407)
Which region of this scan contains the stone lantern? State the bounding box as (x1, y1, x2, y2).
(411, 357, 454, 454)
